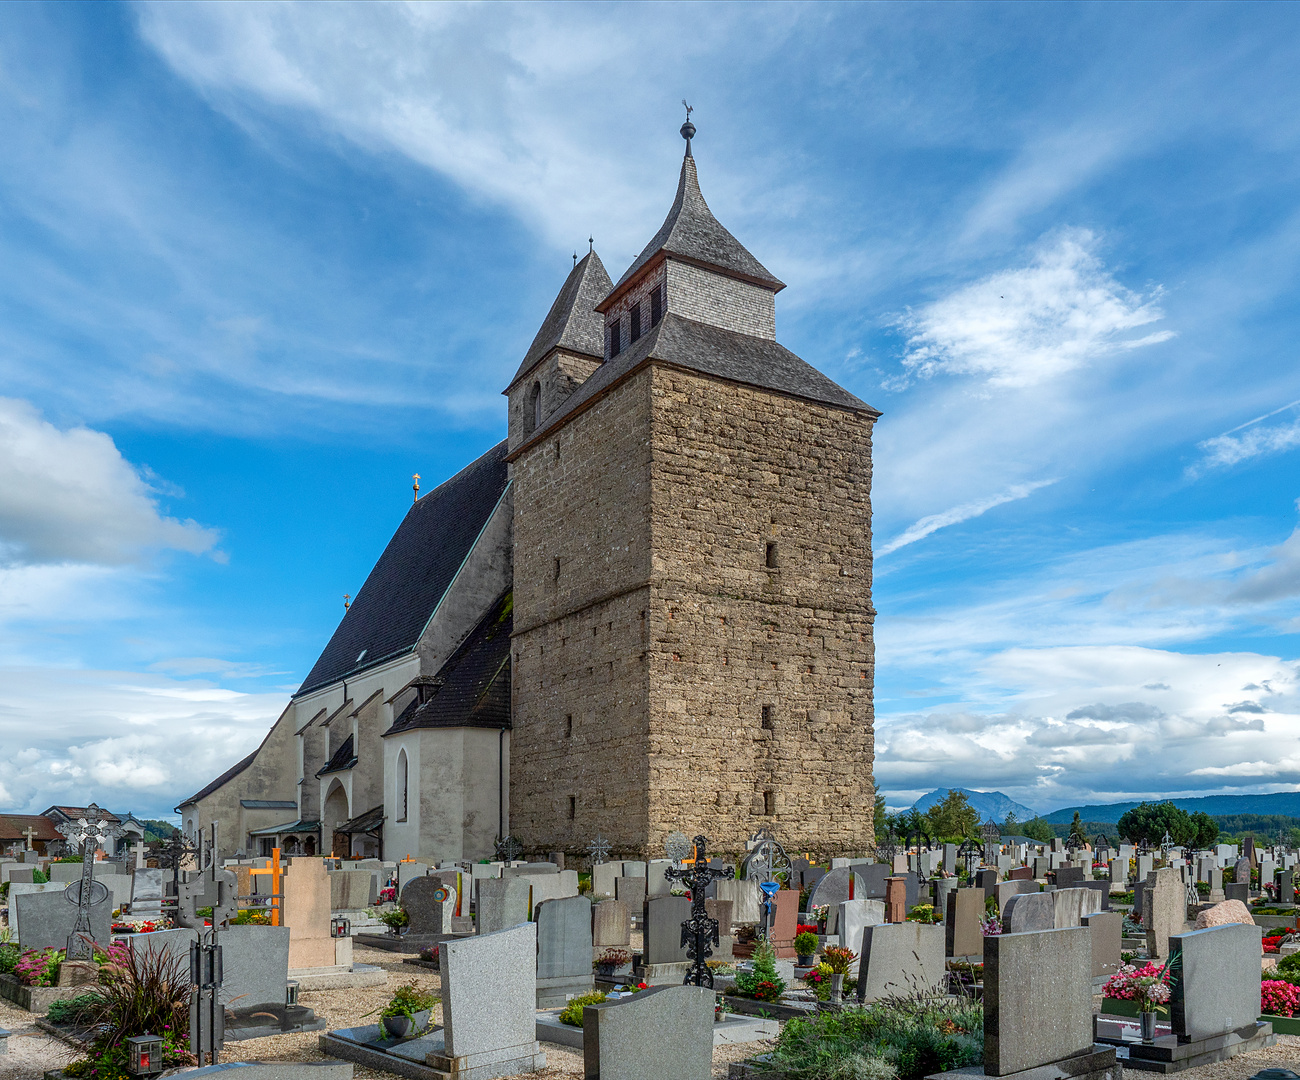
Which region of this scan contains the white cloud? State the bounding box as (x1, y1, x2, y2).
(877, 479, 1056, 556)
(893, 230, 1174, 389)
(1192, 401, 1300, 474)
(0, 397, 219, 567)
(0, 666, 285, 818)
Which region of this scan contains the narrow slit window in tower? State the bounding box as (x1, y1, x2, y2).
(609, 319, 622, 358)
(630, 301, 641, 343)
(765, 542, 778, 569)
(650, 283, 663, 327)
(761, 705, 774, 730)
(568, 796, 577, 819)
(763, 790, 776, 816)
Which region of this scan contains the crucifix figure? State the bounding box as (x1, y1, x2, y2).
(55, 804, 124, 960)
(665, 834, 734, 988)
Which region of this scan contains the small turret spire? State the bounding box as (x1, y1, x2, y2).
(680, 99, 695, 158)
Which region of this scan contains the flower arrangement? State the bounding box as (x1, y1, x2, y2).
(980, 915, 1002, 937)
(906, 904, 942, 925)
(15, 947, 63, 987)
(1262, 979, 1300, 1017)
(594, 948, 632, 970)
(821, 945, 858, 976)
(418, 945, 439, 968)
(378, 886, 396, 903)
(378, 907, 410, 932)
(1264, 934, 1287, 954)
(801, 962, 833, 1000)
(1103, 962, 1171, 1011)
(809, 904, 830, 927)
(796, 923, 819, 936)
(111, 918, 171, 935)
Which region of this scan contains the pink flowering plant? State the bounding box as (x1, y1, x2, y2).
(15, 947, 63, 987)
(1262, 979, 1300, 1018)
(980, 915, 1002, 937)
(1103, 962, 1172, 1012)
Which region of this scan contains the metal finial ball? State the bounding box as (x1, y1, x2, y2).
(681, 120, 696, 142)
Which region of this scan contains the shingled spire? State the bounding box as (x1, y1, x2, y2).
(505, 250, 612, 393)
(602, 127, 784, 309)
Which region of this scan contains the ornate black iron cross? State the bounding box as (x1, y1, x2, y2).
(664, 834, 734, 988)
(55, 804, 123, 960)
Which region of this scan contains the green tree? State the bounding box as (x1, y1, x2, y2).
(1189, 811, 1219, 849)
(1116, 801, 1196, 846)
(1002, 811, 1019, 836)
(1022, 816, 1054, 843)
(873, 792, 888, 842)
(1068, 811, 1088, 847)
(925, 790, 979, 841)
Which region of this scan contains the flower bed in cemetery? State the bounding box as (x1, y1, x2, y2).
(1101, 961, 1171, 1019)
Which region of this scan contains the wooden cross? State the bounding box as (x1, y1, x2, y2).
(400, 854, 416, 863)
(248, 846, 284, 926)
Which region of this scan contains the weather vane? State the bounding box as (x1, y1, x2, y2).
(412, 473, 420, 503)
(682, 99, 693, 121)
(343, 594, 350, 610)
(680, 100, 696, 154)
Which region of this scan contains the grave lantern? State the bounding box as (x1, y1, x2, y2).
(126, 1033, 163, 1076)
(331, 916, 350, 938)
(285, 980, 299, 1007)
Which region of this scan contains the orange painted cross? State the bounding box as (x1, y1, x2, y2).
(248, 847, 284, 926)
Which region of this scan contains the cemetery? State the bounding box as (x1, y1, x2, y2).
(1, 807, 1300, 1080)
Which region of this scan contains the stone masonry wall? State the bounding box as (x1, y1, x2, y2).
(510, 368, 655, 855)
(645, 366, 876, 856)
(507, 349, 602, 452)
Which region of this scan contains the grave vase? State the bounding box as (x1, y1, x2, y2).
(1140, 1008, 1157, 1043)
(830, 973, 843, 1004)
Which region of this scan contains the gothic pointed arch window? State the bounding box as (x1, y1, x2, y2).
(397, 748, 409, 822)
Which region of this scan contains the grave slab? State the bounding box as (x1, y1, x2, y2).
(584, 984, 713, 1080)
(856, 922, 944, 1003)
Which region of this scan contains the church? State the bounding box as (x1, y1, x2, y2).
(177, 123, 880, 863)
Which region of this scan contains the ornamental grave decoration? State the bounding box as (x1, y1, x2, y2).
(664, 834, 734, 988)
(54, 803, 124, 961)
(494, 835, 523, 863)
(587, 834, 611, 866)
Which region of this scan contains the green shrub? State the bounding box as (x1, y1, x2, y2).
(47, 993, 103, 1025)
(380, 983, 438, 1020)
(32, 869, 48, 884)
(734, 939, 787, 1002)
(0, 943, 19, 975)
(761, 989, 982, 1080)
(794, 931, 820, 956)
(559, 991, 607, 1026)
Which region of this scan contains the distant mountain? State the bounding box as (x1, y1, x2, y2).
(1042, 792, 1300, 824)
(912, 788, 1038, 823)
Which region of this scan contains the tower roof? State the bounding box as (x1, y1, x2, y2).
(505, 250, 612, 393)
(601, 153, 784, 311)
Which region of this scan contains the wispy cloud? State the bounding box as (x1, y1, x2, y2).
(0, 397, 219, 567)
(1191, 399, 1300, 474)
(891, 230, 1174, 390)
(877, 479, 1057, 557)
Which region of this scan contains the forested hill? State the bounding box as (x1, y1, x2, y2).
(1043, 792, 1300, 824)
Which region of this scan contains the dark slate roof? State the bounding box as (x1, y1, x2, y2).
(505, 251, 612, 392)
(606, 153, 784, 302)
(240, 800, 298, 810)
(41, 806, 124, 823)
(338, 805, 385, 834)
(317, 734, 357, 777)
(384, 591, 513, 735)
(514, 313, 876, 455)
(296, 440, 511, 697)
(176, 751, 257, 808)
(249, 819, 320, 837)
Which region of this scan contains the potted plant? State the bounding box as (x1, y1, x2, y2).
(820, 945, 858, 1004)
(1103, 962, 1171, 1042)
(793, 931, 819, 967)
(594, 948, 633, 978)
(377, 908, 410, 936)
(380, 983, 437, 1039)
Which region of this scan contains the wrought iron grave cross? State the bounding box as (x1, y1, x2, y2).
(55, 804, 123, 960)
(664, 834, 734, 988)
(587, 834, 611, 865)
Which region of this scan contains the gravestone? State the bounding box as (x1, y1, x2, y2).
(1080, 880, 1111, 911)
(857, 922, 945, 1003)
(13, 888, 109, 951)
(711, 878, 760, 924)
(837, 899, 886, 975)
(1001, 891, 1054, 933)
(584, 984, 713, 1080)
(402, 876, 457, 938)
(6, 866, 34, 885)
(770, 890, 800, 956)
(592, 862, 621, 900)
(329, 869, 375, 910)
(1170, 923, 1263, 1040)
(592, 900, 631, 948)
(806, 868, 865, 927)
(802, 865, 827, 893)
(1110, 858, 1126, 887)
(504, 862, 558, 878)
(1008, 866, 1033, 882)
(220, 924, 292, 1010)
(1051, 887, 1102, 929)
(933, 877, 958, 921)
(1224, 880, 1248, 904)
(283, 859, 335, 969)
(614, 875, 646, 912)
(996, 879, 1036, 912)
(1082, 911, 1122, 979)
(620, 860, 647, 878)
(535, 895, 593, 1007)
(985, 927, 1095, 1076)
(1146, 867, 1185, 960)
(942, 844, 957, 875)
(434, 922, 545, 1078)
(945, 888, 985, 959)
(849, 861, 889, 898)
(1233, 856, 1252, 889)
(528, 869, 580, 914)
(704, 899, 734, 961)
(477, 876, 532, 934)
(1054, 866, 1085, 888)
(1136, 854, 1154, 881)
(131, 868, 165, 916)
(976, 869, 998, 893)
(885, 877, 907, 923)
(646, 859, 673, 898)
(643, 896, 692, 966)
(396, 860, 428, 895)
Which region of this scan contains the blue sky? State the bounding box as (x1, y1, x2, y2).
(2, 2, 1299, 821)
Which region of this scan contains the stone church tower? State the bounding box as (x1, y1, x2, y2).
(506, 125, 878, 858)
